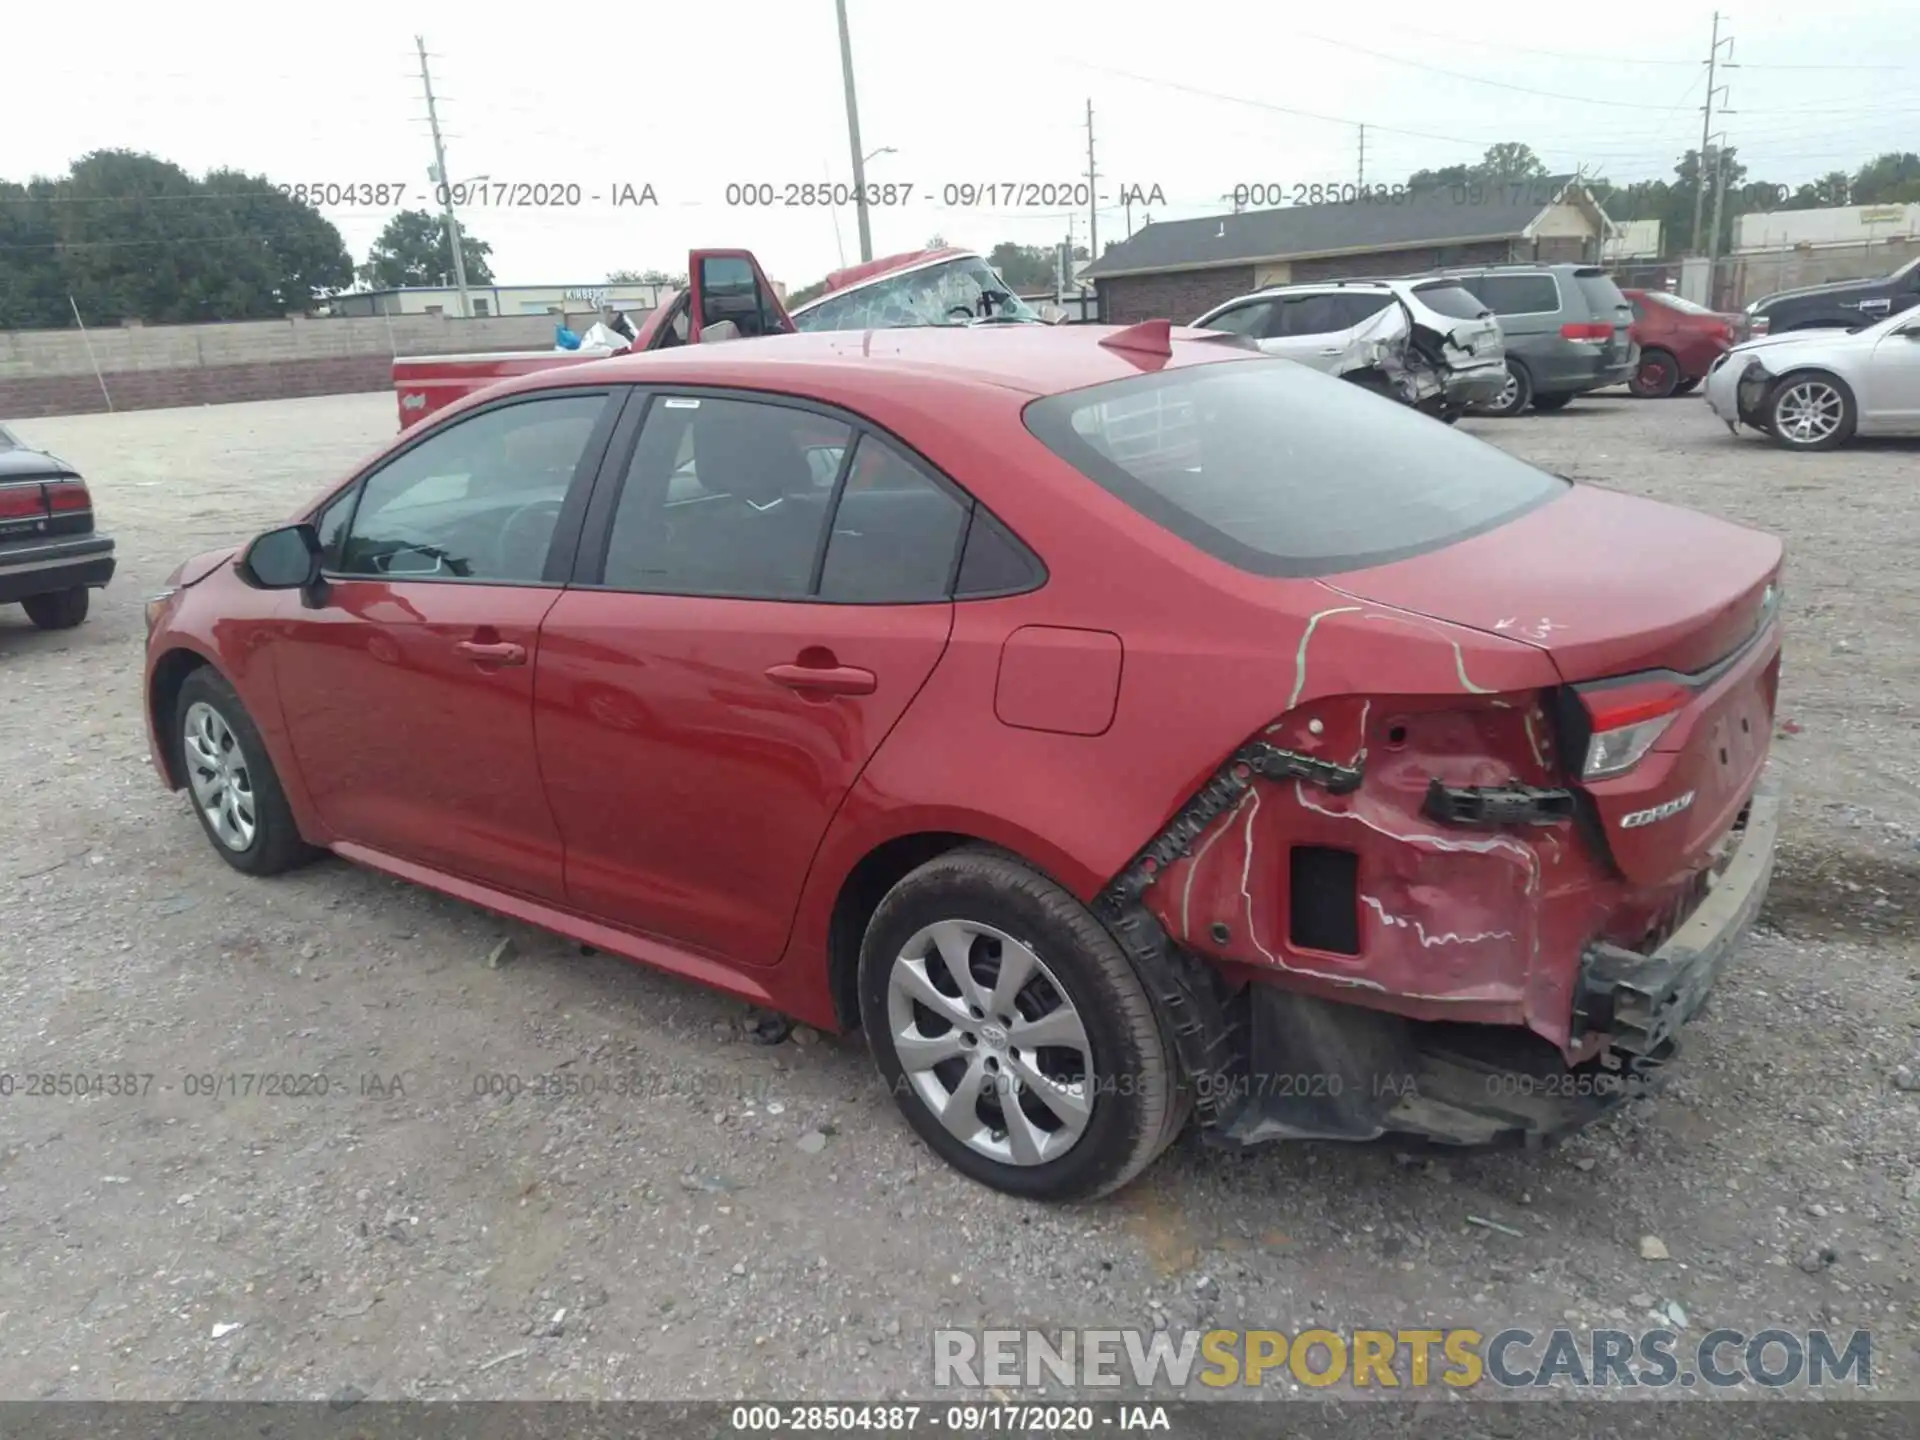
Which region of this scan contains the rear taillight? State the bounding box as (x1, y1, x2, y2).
(1559, 321, 1613, 342)
(45, 480, 91, 513)
(1580, 682, 1689, 779)
(0, 486, 44, 521)
(1750, 315, 1770, 337)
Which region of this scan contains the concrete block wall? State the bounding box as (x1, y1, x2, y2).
(0, 314, 564, 419)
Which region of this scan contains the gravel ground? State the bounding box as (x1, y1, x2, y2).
(1, 389, 1916, 1403)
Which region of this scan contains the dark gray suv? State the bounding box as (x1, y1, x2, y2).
(1428, 264, 1636, 415)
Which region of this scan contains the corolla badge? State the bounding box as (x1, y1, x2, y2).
(1620, 792, 1696, 829)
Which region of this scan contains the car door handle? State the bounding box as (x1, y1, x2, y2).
(765, 662, 876, 696)
(456, 640, 526, 665)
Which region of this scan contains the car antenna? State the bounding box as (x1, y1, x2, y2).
(1099, 319, 1174, 357)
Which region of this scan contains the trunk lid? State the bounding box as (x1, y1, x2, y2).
(1321, 482, 1781, 682)
(1322, 482, 1783, 885)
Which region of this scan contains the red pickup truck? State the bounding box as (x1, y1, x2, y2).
(391, 245, 1049, 429)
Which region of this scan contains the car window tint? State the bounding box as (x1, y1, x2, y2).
(1271, 294, 1345, 336)
(602, 396, 849, 598)
(1200, 302, 1272, 337)
(955, 509, 1045, 596)
(1410, 283, 1491, 321)
(336, 395, 604, 581)
(1464, 274, 1560, 315)
(817, 436, 969, 603)
(1025, 359, 1566, 578)
(312, 487, 358, 570)
(1336, 293, 1395, 327)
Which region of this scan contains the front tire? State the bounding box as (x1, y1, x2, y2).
(22, 586, 88, 629)
(858, 847, 1185, 1201)
(1764, 370, 1856, 451)
(1531, 392, 1574, 412)
(1477, 360, 1532, 417)
(174, 667, 318, 875)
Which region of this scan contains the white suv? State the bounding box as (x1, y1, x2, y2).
(1193, 279, 1508, 420)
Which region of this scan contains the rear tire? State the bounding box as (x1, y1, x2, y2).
(1628, 348, 1681, 398)
(1477, 360, 1532, 417)
(173, 667, 319, 876)
(22, 586, 88, 630)
(1531, 392, 1574, 411)
(858, 846, 1185, 1201)
(1763, 370, 1856, 451)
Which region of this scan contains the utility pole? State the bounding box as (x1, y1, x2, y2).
(1085, 100, 1099, 266)
(416, 36, 472, 320)
(834, 0, 873, 263)
(1357, 124, 1366, 188)
(1690, 12, 1735, 255)
(1706, 140, 1732, 306)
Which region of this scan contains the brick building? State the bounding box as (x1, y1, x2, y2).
(1084, 178, 1612, 323)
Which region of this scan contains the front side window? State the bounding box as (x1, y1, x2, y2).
(1024, 358, 1566, 578)
(336, 394, 605, 582)
(1198, 302, 1273, 337)
(790, 256, 1039, 332)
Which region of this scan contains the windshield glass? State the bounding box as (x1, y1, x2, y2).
(791, 256, 1040, 331)
(1024, 359, 1567, 578)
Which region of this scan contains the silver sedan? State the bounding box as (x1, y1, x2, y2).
(1704, 307, 1920, 450)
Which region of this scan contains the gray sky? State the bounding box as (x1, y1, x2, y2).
(7, 0, 1917, 291)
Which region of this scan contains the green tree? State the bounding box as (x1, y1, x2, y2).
(1409, 142, 1548, 191)
(607, 267, 684, 286)
(1851, 151, 1920, 204)
(787, 278, 830, 307)
(1783, 171, 1853, 209)
(359, 209, 495, 290)
(0, 150, 352, 325)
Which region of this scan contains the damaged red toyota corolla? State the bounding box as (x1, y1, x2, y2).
(142, 320, 1782, 1200)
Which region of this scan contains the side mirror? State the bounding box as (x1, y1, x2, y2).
(238, 522, 322, 590)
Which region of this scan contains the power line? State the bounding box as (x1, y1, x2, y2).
(1375, 20, 1910, 70)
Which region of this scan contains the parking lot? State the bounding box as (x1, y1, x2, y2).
(1, 388, 1917, 1401)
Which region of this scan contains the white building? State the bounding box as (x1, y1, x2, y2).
(327, 282, 679, 318)
(1734, 203, 1920, 253)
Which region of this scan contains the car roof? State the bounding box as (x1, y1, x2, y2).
(499, 324, 1258, 404)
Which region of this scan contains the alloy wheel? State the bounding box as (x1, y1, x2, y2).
(885, 919, 1095, 1167)
(183, 700, 257, 851)
(1772, 380, 1845, 445)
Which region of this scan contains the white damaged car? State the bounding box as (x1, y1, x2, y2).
(1703, 306, 1920, 450)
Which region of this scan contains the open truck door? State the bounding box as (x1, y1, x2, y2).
(686, 249, 794, 342)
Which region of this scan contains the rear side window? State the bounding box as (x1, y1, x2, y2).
(817, 436, 969, 603)
(1574, 270, 1630, 318)
(1463, 273, 1560, 315)
(1411, 283, 1491, 321)
(1270, 293, 1347, 336)
(1023, 359, 1566, 578)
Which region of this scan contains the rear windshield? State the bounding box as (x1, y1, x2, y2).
(1023, 359, 1567, 578)
(1575, 270, 1630, 316)
(1649, 291, 1716, 316)
(1411, 282, 1492, 320)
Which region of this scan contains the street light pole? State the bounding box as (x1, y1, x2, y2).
(416, 35, 473, 319)
(834, 0, 873, 263)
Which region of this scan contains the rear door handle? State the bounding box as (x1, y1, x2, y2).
(765, 662, 876, 696)
(456, 639, 526, 665)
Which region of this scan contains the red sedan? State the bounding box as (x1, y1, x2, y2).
(1623, 287, 1743, 398)
(143, 321, 1783, 1200)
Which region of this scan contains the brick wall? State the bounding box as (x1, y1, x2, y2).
(0, 313, 566, 419)
(1097, 242, 1524, 321)
(1096, 267, 1258, 325)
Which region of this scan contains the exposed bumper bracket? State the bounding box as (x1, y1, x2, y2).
(1424, 778, 1576, 828)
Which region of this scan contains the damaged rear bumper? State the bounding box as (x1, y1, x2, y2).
(1123, 774, 1780, 1151)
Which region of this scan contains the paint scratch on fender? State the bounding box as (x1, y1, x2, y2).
(1360, 895, 1516, 950)
(1287, 606, 1365, 710)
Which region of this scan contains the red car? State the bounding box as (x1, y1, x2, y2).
(1623, 288, 1744, 398)
(143, 321, 1783, 1200)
